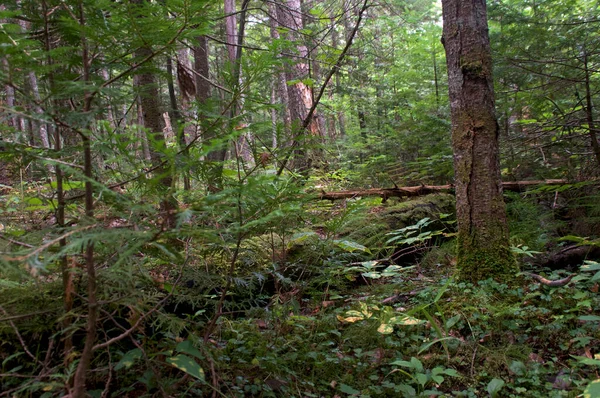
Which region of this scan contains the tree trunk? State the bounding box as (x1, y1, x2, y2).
(132, 4, 176, 227)
(583, 49, 600, 169)
(276, 0, 321, 172)
(269, 1, 292, 144)
(441, 0, 517, 282)
(176, 47, 197, 144)
(166, 56, 191, 191)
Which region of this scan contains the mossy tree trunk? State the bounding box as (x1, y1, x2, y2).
(441, 0, 517, 282)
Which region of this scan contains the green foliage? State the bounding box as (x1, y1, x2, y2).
(1, 0, 600, 395)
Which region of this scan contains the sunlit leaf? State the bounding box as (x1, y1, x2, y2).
(166, 354, 205, 381)
(377, 323, 393, 334)
(389, 315, 425, 326)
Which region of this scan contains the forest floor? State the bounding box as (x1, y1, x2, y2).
(1, 192, 600, 397)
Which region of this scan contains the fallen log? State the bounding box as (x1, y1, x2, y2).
(317, 179, 570, 201)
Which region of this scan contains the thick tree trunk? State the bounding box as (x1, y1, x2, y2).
(441, 0, 517, 282)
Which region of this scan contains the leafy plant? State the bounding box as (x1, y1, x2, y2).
(389, 356, 459, 396)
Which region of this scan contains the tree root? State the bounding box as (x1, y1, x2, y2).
(524, 273, 574, 287)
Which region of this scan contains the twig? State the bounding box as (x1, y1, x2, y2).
(0, 233, 34, 248)
(92, 257, 188, 351)
(0, 305, 43, 368)
(1, 224, 97, 262)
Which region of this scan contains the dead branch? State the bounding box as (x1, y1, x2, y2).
(317, 180, 572, 201)
(524, 273, 574, 287)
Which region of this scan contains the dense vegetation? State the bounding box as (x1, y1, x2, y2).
(1, 0, 599, 396)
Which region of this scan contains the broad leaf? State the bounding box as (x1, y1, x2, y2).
(487, 378, 505, 397)
(583, 379, 600, 398)
(166, 354, 205, 381)
(115, 348, 142, 371)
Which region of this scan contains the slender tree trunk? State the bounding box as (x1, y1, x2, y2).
(193, 35, 213, 140)
(441, 0, 517, 282)
(269, 2, 292, 142)
(330, 16, 346, 138)
(71, 3, 96, 396)
(432, 38, 440, 108)
(230, 0, 253, 166)
(166, 56, 191, 191)
(176, 47, 197, 144)
(583, 49, 600, 168)
(271, 84, 278, 148)
(18, 11, 51, 152)
(2, 59, 19, 129)
(135, 88, 152, 162)
(224, 0, 237, 65)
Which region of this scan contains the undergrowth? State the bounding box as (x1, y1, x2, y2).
(1, 188, 600, 397)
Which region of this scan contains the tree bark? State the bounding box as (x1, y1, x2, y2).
(583, 49, 600, 168)
(132, 1, 176, 226)
(166, 56, 191, 190)
(269, 2, 292, 143)
(276, 0, 321, 171)
(441, 0, 517, 282)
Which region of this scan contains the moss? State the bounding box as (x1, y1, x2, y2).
(456, 243, 518, 283)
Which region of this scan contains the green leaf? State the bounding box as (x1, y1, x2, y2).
(415, 372, 428, 386)
(288, 231, 318, 246)
(431, 374, 444, 384)
(358, 260, 378, 269)
(362, 272, 382, 279)
(166, 354, 205, 381)
(581, 261, 600, 271)
(176, 340, 203, 361)
(410, 357, 424, 373)
(115, 348, 142, 371)
(583, 379, 600, 398)
(509, 361, 526, 376)
(572, 355, 600, 366)
(487, 378, 505, 397)
(397, 384, 416, 396)
(445, 314, 461, 329)
(334, 239, 370, 253)
(339, 383, 360, 395)
(578, 315, 600, 322)
(443, 368, 459, 377)
(390, 359, 413, 368)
